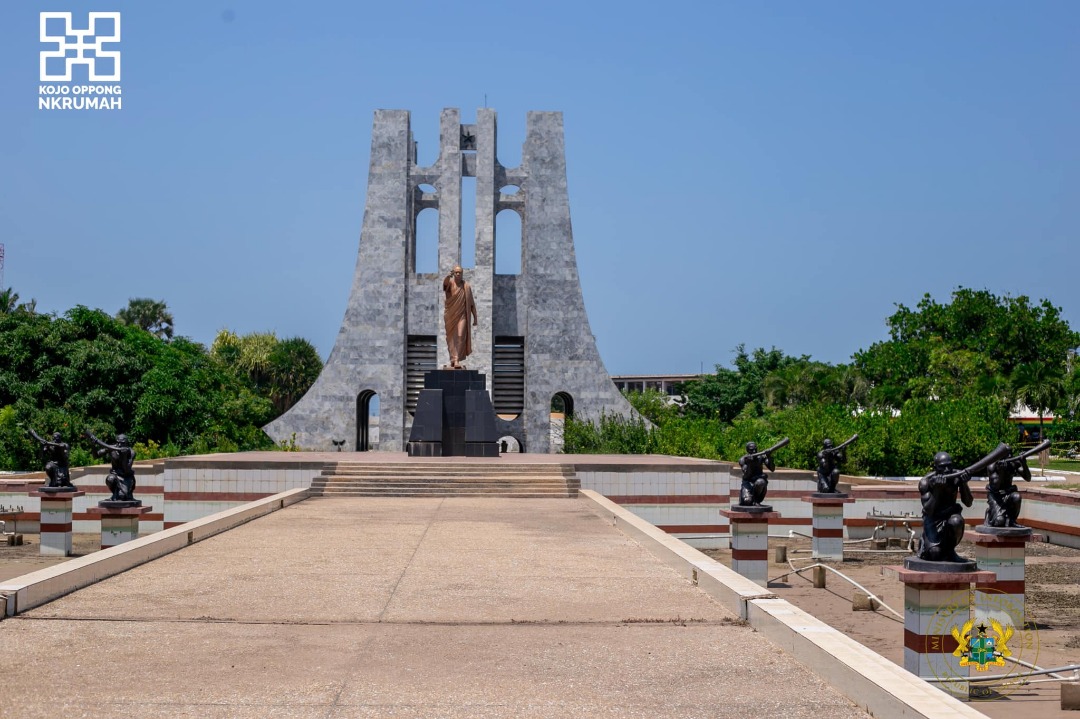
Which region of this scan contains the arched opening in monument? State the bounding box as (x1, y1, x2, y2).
(495, 208, 522, 275)
(497, 435, 522, 453)
(414, 208, 439, 275)
(499, 185, 520, 196)
(418, 183, 436, 195)
(549, 392, 574, 453)
(356, 390, 380, 451)
(461, 175, 476, 268)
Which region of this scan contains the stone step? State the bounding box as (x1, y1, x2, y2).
(313, 481, 574, 487)
(311, 492, 575, 498)
(318, 469, 574, 475)
(315, 472, 574, 479)
(310, 463, 579, 499)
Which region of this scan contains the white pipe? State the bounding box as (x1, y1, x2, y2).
(769, 560, 904, 621)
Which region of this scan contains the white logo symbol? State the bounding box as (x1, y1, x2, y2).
(40, 12, 121, 82)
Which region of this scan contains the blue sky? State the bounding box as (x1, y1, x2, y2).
(3, 1, 1078, 374)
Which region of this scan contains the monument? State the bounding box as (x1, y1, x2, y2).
(265, 109, 636, 452)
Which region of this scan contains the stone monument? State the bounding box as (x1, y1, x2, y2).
(265, 109, 636, 452)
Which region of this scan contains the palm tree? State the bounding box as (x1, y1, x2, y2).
(116, 298, 174, 340)
(1011, 360, 1065, 442)
(0, 287, 19, 314)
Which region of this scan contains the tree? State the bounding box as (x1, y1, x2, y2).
(683, 345, 805, 421)
(116, 298, 174, 340)
(0, 288, 19, 314)
(212, 330, 323, 417)
(267, 337, 322, 414)
(854, 289, 1079, 407)
(1011, 360, 1064, 441)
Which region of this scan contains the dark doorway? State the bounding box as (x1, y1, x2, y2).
(356, 390, 380, 451)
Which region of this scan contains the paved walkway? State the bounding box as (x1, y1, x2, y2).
(0, 498, 867, 718)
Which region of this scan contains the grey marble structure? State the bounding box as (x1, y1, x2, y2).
(265, 108, 635, 452)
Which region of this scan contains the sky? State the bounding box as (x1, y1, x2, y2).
(2, 1, 1078, 375)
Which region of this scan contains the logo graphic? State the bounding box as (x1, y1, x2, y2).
(39, 12, 120, 81)
(952, 618, 1013, 671)
(927, 588, 1038, 700)
(38, 12, 122, 110)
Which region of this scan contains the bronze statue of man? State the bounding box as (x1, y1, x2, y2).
(917, 451, 972, 563)
(28, 429, 74, 489)
(86, 432, 138, 503)
(442, 265, 477, 369)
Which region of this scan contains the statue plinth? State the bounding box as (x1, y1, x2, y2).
(903, 556, 978, 573)
(407, 370, 498, 458)
(720, 507, 778, 587)
(35, 485, 79, 494)
(97, 499, 143, 509)
(88, 504, 153, 550)
(972, 525, 1035, 631)
(889, 564, 996, 698)
(30, 489, 85, 557)
(802, 494, 853, 560)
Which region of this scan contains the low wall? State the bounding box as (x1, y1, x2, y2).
(3, 454, 1077, 552)
(0, 488, 309, 616)
(577, 460, 733, 548)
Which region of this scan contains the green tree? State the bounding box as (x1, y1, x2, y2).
(1011, 360, 1064, 441)
(684, 345, 804, 421)
(0, 287, 20, 314)
(116, 297, 175, 340)
(267, 337, 322, 414)
(854, 288, 1079, 407)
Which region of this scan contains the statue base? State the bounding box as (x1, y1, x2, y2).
(98, 499, 143, 509)
(889, 563, 996, 698)
(802, 494, 854, 560)
(30, 489, 85, 557)
(406, 370, 498, 458)
(903, 557, 977, 573)
(88, 504, 153, 549)
(974, 525, 1032, 537)
(37, 485, 78, 494)
(973, 525, 1035, 631)
(730, 504, 773, 514)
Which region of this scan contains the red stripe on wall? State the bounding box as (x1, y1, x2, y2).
(164, 492, 275, 502)
(608, 495, 728, 505)
(1022, 518, 1080, 538)
(813, 528, 844, 538)
(975, 580, 1025, 594)
(731, 548, 768, 561)
(39, 522, 72, 533)
(656, 524, 728, 534)
(69, 485, 163, 495)
(904, 629, 959, 654)
(74, 512, 164, 522)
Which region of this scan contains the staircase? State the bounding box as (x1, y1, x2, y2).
(310, 462, 580, 498)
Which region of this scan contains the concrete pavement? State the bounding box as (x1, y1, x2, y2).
(0, 497, 868, 717)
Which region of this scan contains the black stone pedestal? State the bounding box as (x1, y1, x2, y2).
(407, 370, 499, 457)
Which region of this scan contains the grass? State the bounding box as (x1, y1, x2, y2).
(1040, 458, 1080, 473)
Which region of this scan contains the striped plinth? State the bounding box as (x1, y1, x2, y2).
(973, 527, 1034, 632)
(29, 490, 85, 557)
(88, 505, 153, 549)
(719, 508, 779, 587)
(802, 495, 854, 561)
(893, 566, 994, 698)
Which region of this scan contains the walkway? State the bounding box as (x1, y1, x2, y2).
(0, 497, 867, 718)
